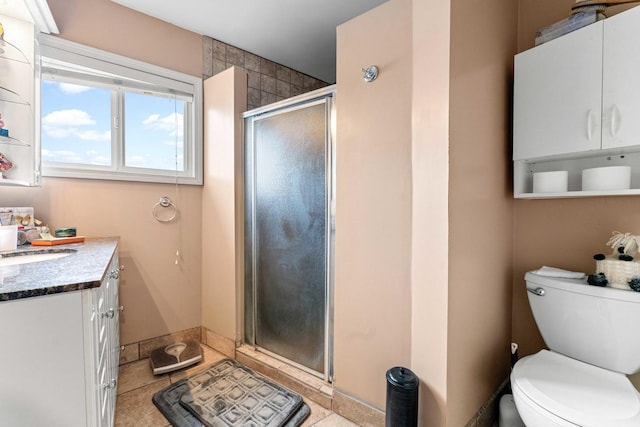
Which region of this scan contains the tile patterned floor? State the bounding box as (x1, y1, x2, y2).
(114, 343, 358, 427)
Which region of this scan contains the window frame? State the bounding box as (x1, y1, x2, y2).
(38, 35, 203, 185)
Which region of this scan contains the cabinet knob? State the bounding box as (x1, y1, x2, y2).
(118, 305, 124, 312)
(103, 379, 117, 389)
(120, 345, 125, 351)
(102, 308, 115, 319)
(119, 265, 125, 271)
(109, 269, 120, 279)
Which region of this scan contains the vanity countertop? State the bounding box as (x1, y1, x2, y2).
(0, 237, 119, 302)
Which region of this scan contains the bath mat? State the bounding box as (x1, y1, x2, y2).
(152, 358, 310, 427)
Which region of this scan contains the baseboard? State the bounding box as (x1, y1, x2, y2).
(465, 377, 510, 427)
(200, 326, 236, 358)
(332, 388, 385, 427)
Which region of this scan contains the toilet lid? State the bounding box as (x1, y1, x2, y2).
(512, 350, 640, 427)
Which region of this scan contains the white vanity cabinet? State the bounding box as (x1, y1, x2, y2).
(0, 253, 121, 427)
(513, 6, 640, 197)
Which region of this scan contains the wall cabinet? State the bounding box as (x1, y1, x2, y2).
(0, 253, 121, 427)
(514, 6, 640, 198)
(0, 14, 40, 186)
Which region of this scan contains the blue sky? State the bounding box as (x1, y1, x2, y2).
(41, 80, 184, 171)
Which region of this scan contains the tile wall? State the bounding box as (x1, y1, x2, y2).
(203, 36, 329, 110)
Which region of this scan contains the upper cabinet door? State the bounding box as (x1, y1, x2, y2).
(602, 6, 640, 150)
(513, 21, 604, 160)
(0, 15, 38, 186)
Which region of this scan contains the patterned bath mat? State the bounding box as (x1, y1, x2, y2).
(152, 358, 310, 427)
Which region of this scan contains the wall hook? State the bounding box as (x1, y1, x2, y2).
(362, 65, 379, 82)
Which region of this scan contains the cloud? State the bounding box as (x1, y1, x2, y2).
(43, 109, 96, 126)
(76, 130, 111, 141)
(142, 112, 184, 137)
(59, 83, 92, 95)
(41, 148, 110, 165)
(42, 109, 110, 141)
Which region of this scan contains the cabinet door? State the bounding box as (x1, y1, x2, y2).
(602, 6, 640, 149)
(106, 254, 120, 426)
(0, 15, 39, 186)
(513, 21, 604, 160)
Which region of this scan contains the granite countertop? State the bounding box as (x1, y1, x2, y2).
(0, 237, 119, 302)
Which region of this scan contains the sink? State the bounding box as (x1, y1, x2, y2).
(0, 249, 76, 267)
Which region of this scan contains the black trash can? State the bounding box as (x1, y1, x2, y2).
(386, 366, 419, 427)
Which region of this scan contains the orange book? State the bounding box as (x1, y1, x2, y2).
(31, 236, 85, 246)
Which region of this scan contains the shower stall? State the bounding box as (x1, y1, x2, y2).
(243, 87, 335, 381)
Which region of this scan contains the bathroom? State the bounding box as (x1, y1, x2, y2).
(2, 0, 640, 425)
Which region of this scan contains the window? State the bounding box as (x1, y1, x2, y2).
(39, 35, 203, 185)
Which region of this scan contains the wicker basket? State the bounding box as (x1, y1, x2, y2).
(596, 257, 640, 290)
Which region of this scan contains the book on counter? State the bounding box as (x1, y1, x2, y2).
(31, 236, 85, 246)
(535, 9, 598, 46)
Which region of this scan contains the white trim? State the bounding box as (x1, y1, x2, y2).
(24, 0, 59, 34)
(39, 36, 203, 185)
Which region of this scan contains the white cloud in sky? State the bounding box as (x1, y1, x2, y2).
(76, 129, 111, 141)
(42, 109, 110, 142)
(41, 148, 110, 165)
(43, 109, 96, 126)
(59, 83, 92, 95)
(142, 112, 184, 137)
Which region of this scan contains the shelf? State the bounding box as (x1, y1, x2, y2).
(0, 40, 32, 66)
(0, 134, 29, 147)
(516, 189, 640, 199)
(514, 149, 640, 199)
(0, 86, 31, 106)
(0, 177, 31, 187)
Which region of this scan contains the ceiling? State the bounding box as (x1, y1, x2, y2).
(111, 0, 388, 83)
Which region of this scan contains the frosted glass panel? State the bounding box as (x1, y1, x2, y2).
(250, 102, 327, 374)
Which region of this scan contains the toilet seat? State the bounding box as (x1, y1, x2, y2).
(511, 350, 640, 427)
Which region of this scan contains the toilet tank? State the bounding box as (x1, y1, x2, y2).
(525, 271, 640, 374)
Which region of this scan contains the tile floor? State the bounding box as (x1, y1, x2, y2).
(114, 343, 359, 427)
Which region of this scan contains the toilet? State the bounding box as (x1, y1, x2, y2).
(511, 271, 640, 426)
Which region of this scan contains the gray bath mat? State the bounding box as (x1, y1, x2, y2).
(152, 358, 310, 427)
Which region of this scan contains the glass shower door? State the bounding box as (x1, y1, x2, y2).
(244, 92, 333, 378)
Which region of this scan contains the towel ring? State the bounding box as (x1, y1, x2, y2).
(152, 196, 178, 223)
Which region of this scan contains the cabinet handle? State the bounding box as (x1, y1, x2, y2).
(611, 104, 621, 137)
(586, 109, 597, 141)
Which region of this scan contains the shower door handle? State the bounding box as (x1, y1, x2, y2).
(527, 287, 545, 296)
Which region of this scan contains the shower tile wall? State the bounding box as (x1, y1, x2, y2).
(203, 36, 329, 110)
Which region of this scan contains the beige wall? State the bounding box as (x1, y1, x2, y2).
(47, 0, 202, 77)
(410, 0, 451, 424)
(447, 0, 517, 424)
(0, 0, 205, 345)
(0, 179, 203, 344)
(334, 0, 413, 410)
(201, 67, 247, 341)
(336, 1, 518, 424)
